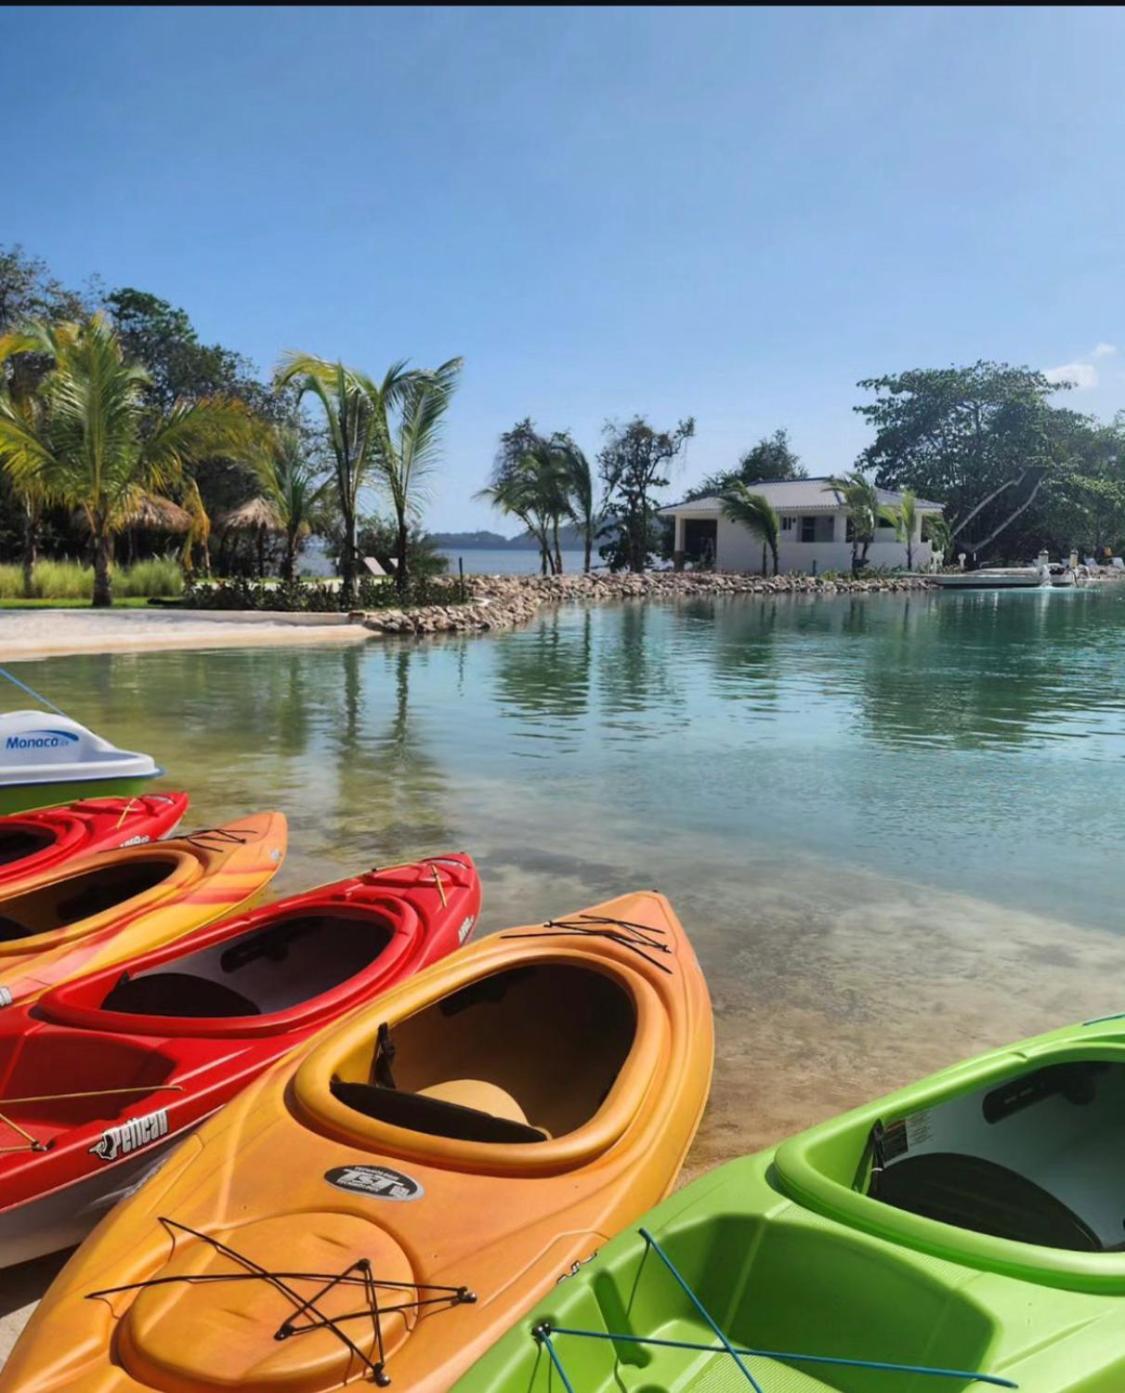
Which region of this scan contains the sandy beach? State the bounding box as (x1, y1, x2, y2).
(0, 608, 371, 660)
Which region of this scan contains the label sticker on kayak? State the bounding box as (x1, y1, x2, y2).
(458, 916, 475, 944)
(324, 1164, 423, 1202)
(0, 988, 11, 1009)
(90, 1108, 169, 1162)
(119, 834, 151, 847)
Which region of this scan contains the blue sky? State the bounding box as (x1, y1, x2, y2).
(6, 6, 1125, 531)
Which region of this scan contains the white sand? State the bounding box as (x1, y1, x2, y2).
(0, 608, 371, 659)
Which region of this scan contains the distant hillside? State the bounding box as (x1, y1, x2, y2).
(428, 522, 589, 550)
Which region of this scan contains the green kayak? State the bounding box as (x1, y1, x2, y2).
(457, 1014, 1125, 1392)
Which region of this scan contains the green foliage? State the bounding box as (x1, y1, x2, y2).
(878, 487, 919, 569)
(249, 424, 332, 580)
(720, 484, 781, 575)
(685, 427, 805, 502)
(183, 573, 455, 612)
(0, 557, 183, 600)
(598, 416, 695, 573)
(351, 514, 449, 579)
(0, 316, 256, 606)
(824, 472, 880, 572)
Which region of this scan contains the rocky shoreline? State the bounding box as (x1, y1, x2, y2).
(360, 569, 935, 636)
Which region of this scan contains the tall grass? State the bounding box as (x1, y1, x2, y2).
(0, 557, 184, 601)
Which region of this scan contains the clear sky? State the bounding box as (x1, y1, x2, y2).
(5, 6, 1125, 531)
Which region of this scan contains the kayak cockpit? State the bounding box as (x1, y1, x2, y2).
(330, 963, 637, 1144)
(0, 824, 54, 868)
(868, 1059, 1125, 1253)
(0, 857, 179, 942)
(100, 909, 398, 1019)
(0, 1031, 175, 1152)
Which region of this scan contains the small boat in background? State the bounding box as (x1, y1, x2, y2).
(930, 564, 1048, 590)
(0, 794, 189, 894)
(0, 711, 164, 816)
(0, 854, 479, 1265)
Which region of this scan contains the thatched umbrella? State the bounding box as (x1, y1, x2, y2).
(118, 493, 193, 564)
(218, 496, 283, 579)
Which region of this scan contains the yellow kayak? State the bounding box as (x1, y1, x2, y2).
(0, 813, 287, 1009)
(3, 890, 713, 1392)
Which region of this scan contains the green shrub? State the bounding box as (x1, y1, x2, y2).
(0, 557, 183, 601)
(183, 574, 466, 612)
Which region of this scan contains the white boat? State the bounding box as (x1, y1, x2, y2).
(0, 711, 162, 816)
(929, 566, 1047, 590)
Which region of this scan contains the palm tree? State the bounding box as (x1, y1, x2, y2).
(0, 330, 51, 597)
(923, 513, 953, 566)
(477, 438, 570, 575)
(365, 358, 462, 593)
(556, 435, 596, 573)
(824, 472, 880, 573)
(879, 487, 919, 570)
(251, 425, 332, 581)
(275, 354, 380, 604)
(721, 483, 781, 576)
(0, 316, 254, 607)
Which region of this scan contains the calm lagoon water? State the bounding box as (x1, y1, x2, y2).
(10, 585, 1125, 1167)
(436, 547, 586, 575)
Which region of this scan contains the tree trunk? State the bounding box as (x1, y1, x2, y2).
(21, 504, 37, 599)
(92, 530, 113, 608)
(340, 506, 357, 606)
(584, 525, 592, 573)
(770, 542, 779, 577)
(282, 530, 296, 583)
(395, 507, 408, 595)
(552, 519, 563, 574)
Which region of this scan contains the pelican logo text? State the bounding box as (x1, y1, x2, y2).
(0, 988, 11, 1008)
(5, 729, 79, 751)
(90, 1108, 169, 1162)
(458, 916, 475, 944)
(324, 1164, 423, 1201)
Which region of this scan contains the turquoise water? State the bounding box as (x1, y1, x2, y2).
(10, 585, 1125, 1161)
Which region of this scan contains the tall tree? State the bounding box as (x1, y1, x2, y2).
(855, 363, 1064, 559)
(477, 433, 569, 574)
(556, 432, 596, 572)
(721, 484, 780, 575)
(598, 416, 695, 573)
(880, 487, 919, 569)
(0, 317, 254, 606)
(824, 472, 880, 572)
(367, 357, 463, 593)
(685, 427, 805, 502)
(276, 355, 380, 604)
(250, 424, 332, 581)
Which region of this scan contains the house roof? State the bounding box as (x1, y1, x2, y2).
(661, 477, 944, 515)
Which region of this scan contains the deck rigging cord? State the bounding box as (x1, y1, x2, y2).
(0, 1083, 184, 1155)
(501, 914, 672, 974)
(531, 1227, 1018, 1390)
(86, 1218, 476, 1387)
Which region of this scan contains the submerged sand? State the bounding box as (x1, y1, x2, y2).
(0, 608, 369, 659)
(1, 848, 1121, 1361)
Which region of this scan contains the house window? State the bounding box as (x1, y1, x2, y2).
(801, 516, 834, 543)
(780, 515, 796, 532)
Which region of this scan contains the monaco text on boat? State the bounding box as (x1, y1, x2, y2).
(0, 854, 479, 1266)
(0, 710, 165, 817)
(2, 890, 712, 1392)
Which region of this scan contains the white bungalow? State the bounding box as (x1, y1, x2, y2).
(661, 478, 944, 574)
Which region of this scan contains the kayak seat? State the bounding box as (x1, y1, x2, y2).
(875, 1151, 1103, 1251)
(330, 1077, 550, 1144)
(417, 1078, 552, 1137)
(101, 971, 261, 1019)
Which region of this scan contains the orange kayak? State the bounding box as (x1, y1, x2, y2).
(0, 813, 287, 1009)
(4, 890, 712, 1392)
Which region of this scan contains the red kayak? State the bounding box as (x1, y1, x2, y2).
(0, 853, 479, 1265)
(0, 794, 190, 894)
